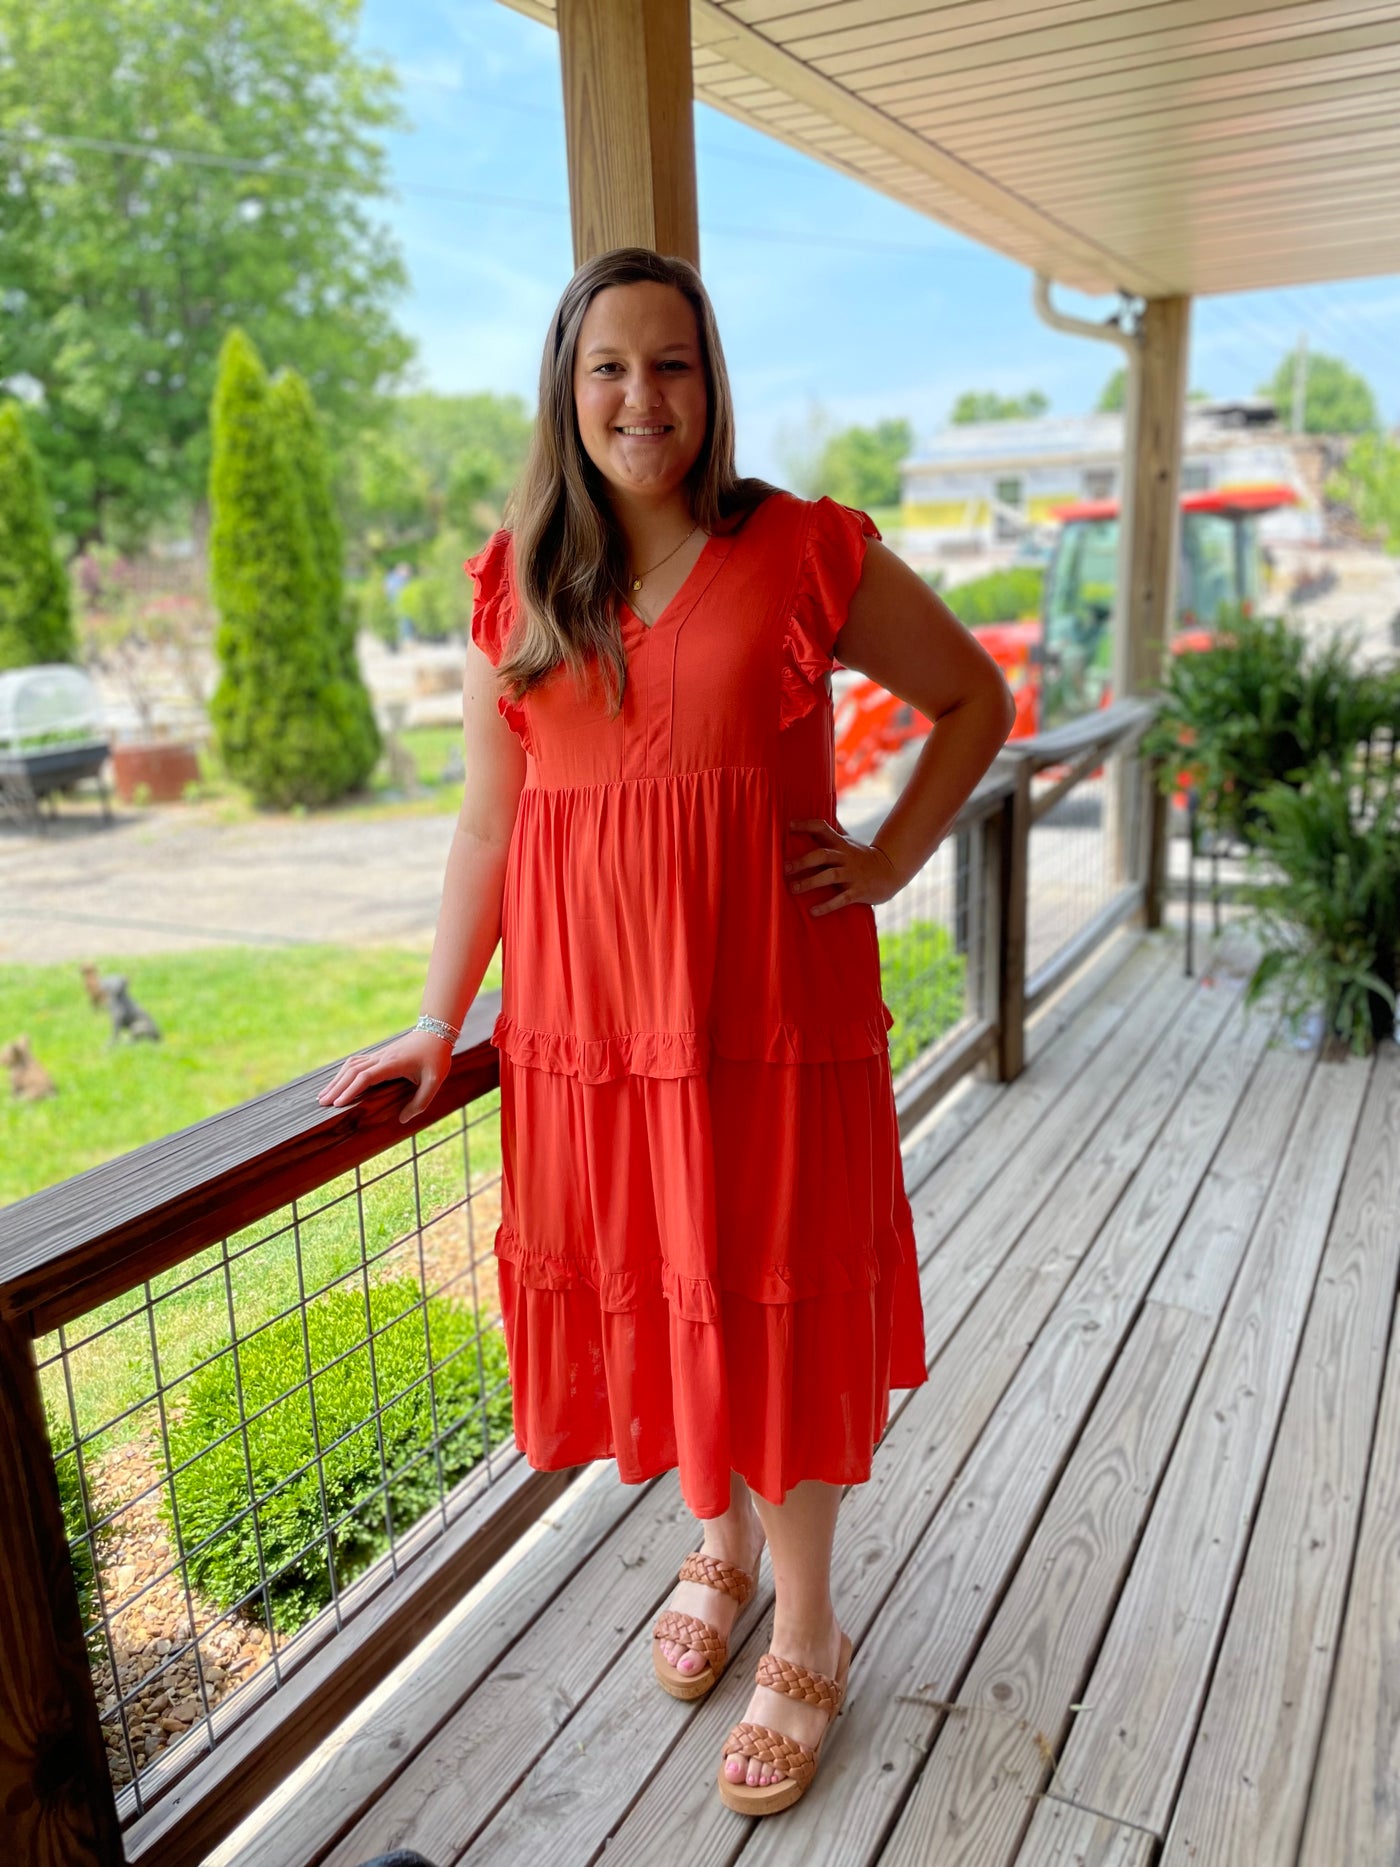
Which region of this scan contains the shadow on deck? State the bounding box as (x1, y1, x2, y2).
(205, 923, 1400, 1867)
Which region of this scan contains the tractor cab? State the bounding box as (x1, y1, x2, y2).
(1038, 483, 1298, 732)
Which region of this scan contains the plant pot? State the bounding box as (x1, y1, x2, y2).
(111, 741, 202, 804)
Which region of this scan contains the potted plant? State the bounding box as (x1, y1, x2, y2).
(74, 549, 210, 803)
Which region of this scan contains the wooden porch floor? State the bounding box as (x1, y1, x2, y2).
(214, 923, 1400, 1867)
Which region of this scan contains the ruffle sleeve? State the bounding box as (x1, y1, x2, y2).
(464, 528, 533, 754)
(779, 496, 881, 732)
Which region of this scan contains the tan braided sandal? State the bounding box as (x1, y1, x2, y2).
(716, 1627, 853, 1815)
(651, 1544, 765, 1701)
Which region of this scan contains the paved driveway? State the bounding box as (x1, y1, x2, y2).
(0, 804, 458, 964)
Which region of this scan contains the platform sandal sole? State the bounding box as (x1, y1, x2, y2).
(716, 1629, 853, 1816)
(651, 1544, 765, 1703)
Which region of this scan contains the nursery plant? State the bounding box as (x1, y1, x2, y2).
(1143, 610, 1392, 844)
(1240, 753, 1400, 1057)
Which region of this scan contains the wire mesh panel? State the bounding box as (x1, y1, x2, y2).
(874, 803, 990, 1094)
(1025, 759, 1116, 985)
(1021, 723, 1157, 1002)
(33, 1085, 507, 1821)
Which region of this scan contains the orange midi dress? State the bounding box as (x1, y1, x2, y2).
(464, 489, 929, 1521)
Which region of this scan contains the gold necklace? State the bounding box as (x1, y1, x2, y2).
(629, 521, 702, 593)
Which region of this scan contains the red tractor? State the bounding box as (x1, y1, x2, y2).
(834, 484, 1299, 793)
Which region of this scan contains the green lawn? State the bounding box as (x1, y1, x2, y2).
(1, 941, 501, 1208)
(6, 942, 505, 1455)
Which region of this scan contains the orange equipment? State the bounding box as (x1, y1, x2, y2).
(834, 483, 1299, 795)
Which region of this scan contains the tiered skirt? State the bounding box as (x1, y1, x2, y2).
(493, 1039, 929, 1519)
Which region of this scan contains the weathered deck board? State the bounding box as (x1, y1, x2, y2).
(866, 998, 1297, 1867)
(349, 945, 1196, 1867)
(1294, 1045, 1400, 1867)
(205, 932, 1400, 1867)
(1036, 1048, 1374, 1838)
(447, 957, 1233, 1865)
(725, 960, 1268, 1867)
(1161, 1045, 1400, 1865)
(209, 1463, 656, 1867)
(901, 924, 1149, 1195)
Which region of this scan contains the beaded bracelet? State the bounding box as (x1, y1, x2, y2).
(416, 1014, 460, 1044)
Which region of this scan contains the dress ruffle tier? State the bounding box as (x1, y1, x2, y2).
(464, 493, 929, 1519)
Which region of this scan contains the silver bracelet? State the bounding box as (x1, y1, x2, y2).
(416, 1014, 460, 1044)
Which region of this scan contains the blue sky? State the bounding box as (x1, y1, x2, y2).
(358, 0, 1400, 482)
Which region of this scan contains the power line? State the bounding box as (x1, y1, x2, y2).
(0, 126, 972, 261)
(397, 63, 820, 182)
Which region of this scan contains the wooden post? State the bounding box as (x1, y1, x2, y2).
(996, 755, 1032, 1082)
(0, 1318, 123, 1866)
(558, 0, 700, 269)
(1114, 293, 1190, 893)
(1120, 296, 1190, 699)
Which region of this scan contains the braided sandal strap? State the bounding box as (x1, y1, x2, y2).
(652, 1608, 726, 1672)
(720, 1721, 818, 1790)
(755, 1650, 844, 1714)
(678, 1550, 756, 1606)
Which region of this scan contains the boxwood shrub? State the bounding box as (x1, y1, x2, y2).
(879, 920, 967, 1076)
(165, 1279, 512, 1633)
(46, 1404, 97, 1629)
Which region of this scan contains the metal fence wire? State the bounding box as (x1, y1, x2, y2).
(874, 804, 984, 1092)
(35, 1091, 510, 1817)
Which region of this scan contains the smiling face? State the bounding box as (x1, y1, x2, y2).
(572, 281, 709, 507)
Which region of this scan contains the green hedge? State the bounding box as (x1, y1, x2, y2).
(880, 920, 967, 1076)
(166, 1279, 513, 1634)
(936, 566, 1044, 630)
(45, 1404, 97, 1630)
(0, 401, 76, 671)
(208, 329, 378, 809)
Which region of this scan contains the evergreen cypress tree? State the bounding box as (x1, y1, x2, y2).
(270, 368, 380, 788)
(207, 329, 366, 808)
(0, 400, 78, 671)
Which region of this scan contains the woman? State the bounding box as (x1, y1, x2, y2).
(319, 247, 1015, 1817)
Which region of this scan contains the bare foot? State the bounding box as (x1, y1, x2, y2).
(656, 1504, 765, 1678)
(723, 1609, 845, 1786)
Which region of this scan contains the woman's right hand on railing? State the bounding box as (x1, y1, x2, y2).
(317, 1030, 456, 1125)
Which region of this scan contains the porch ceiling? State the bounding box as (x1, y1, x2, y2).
(502, 0, 1400, 298)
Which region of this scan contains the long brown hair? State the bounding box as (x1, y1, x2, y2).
(498, 247, 778, 717)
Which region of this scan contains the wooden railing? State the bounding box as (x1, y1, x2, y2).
(0, 697, 1163, 1867)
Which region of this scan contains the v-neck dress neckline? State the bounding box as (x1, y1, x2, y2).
(619, 529, 730, 640)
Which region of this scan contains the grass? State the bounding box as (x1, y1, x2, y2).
(4, 942, 506, 1467)
(0, 941, 501, 1207)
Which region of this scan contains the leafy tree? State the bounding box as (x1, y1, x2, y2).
(0, 0, 414, 548)
(270, 369, 379, 783)
(813, 418, 912, 510)
(1096, 369, 1128, 414)
(207, 329, 371, 809)
(1097, 368, 1211, 413)
(0, 400, 77, 669)
(337, 392, 533, 563)
(773, 399, 835, 499)
(950, 389, 1049, 424)
(1261, 351, 1378, 434)
(1328, 433, 1400, 552)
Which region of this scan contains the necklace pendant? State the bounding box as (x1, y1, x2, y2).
(631, 577, 643, 591)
